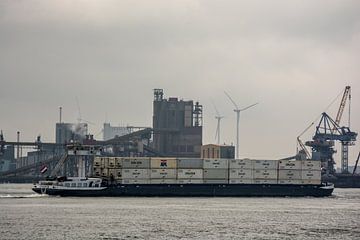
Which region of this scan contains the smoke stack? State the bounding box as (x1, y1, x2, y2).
(59, 107, 62, 123)
(17, 131, 20, 159)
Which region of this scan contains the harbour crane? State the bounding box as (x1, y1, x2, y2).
(306, 112, 357, 174)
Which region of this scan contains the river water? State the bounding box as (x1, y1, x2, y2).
(0, 184, 359, 240)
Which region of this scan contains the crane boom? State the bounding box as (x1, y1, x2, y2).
(353, 151, 360, 175)
(297, 137, 311, 159)
(334, 86, 351, 126)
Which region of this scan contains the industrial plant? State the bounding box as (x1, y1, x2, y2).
(0, 87, 359, 187)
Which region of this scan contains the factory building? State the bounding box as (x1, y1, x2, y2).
(152, 89, 202, 157)
(0, 145, 16, 172)
(103, 123, 131, 141)
(55, 123, 88, 144)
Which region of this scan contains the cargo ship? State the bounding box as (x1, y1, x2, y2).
(32, 157, 334, 197)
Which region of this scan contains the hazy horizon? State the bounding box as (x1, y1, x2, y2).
(1, 0, 359, 166)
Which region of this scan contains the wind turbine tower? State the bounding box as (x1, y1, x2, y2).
(224, 91, 258, 159)
(212, 102, 224, 145)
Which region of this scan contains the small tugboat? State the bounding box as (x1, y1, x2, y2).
(32, 176, 107, 196)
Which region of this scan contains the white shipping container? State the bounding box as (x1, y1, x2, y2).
(203, 179, 228, 184)
(93, 157, 101, 167)
(301, 170, 321, 180)
(301, 161, 321, 170)
(301, 179, 321, 185)
(229, 159, 253, 169)
(278, 160, 301, 170)
(121, 179, 149, 184)
(203, 159, 228, 169)
(253, 169, 278, 179)
(177, 179, 204, 184)
(203, 169, 228, 179)
(229, 169, 253, 179)
(108, 157, 116, 168)
(151, 158, 177, 169)
(121, 169, 150, 179)
(229, 179, 253, 184)
(122, 158, 150, 169)
(101, 157, 109, 168)
(253, 160, 278, 169)
(150, 169, 177, 179)
(253, 179, 277, 184)
(278, 170, 301, 179)
(278, 179, 302, 185)
(177, 158, 203, 169)
(150, 179, 177, 184)
(177, 169, 203, 179)
(115, 157, 123, 168)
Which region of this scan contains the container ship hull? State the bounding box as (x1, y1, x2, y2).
(33, 183, 333, 197)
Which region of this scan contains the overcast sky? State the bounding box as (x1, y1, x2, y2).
(0, 0, 359, 165)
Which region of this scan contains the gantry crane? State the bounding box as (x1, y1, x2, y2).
(306, 112, 357, 174)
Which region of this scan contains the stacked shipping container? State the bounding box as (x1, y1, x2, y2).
(93, 157, 322, 185)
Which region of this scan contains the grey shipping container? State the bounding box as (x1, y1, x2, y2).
(229, 159, 253, 169)
(301, 161, 321, 170)
(229, 169, 253, 179)
(278, 160, 301, 170)
(203, 159, 228, 169)
(177, 158, 203, 169)
(253, 160, 278, 170)
(177, 169, 203, 179)
(278, 170, 301, 179)
(122, 158, 150, 169)
(203, 169, 229, 179)
(122, 169, 150, 179)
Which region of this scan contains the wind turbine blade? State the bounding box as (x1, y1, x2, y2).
(211, 99, 221, 117)
(224, 91, 239, 110)
(241, 102, 258, 111)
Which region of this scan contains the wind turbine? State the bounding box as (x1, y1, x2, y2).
(212, 101, 224, 145)
(224, 91, 258, 159)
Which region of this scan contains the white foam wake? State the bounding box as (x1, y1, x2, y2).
(0, 193, 48, 198)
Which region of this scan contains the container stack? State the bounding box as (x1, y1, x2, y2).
(92, 157, 322, 185)
(253, 160, 278, 184)
(229, 159, 253, 184)
(177, 158, 203, 184)
(301, 160, 322, 185)
(121, 157, 150, 184)
(203, 159, 229, 184)
(150, 158, 177, 184)
(93, 157, 122, 180)
(278, 160, 302, 184)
